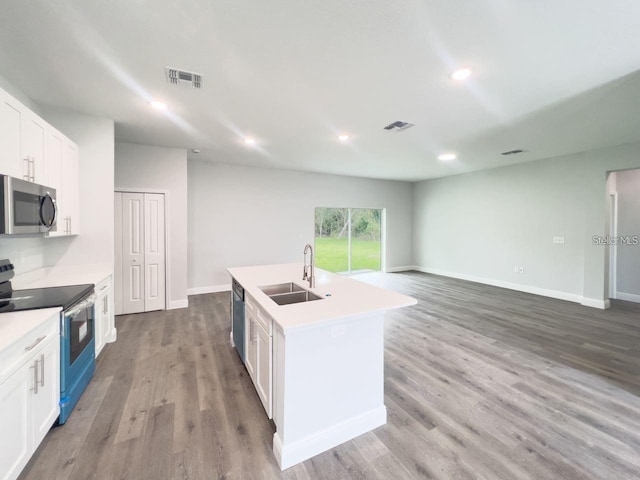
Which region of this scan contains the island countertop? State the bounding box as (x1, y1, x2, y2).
(227, 263, 417, 332)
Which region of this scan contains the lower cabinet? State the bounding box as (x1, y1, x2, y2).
(0, 314, 60, 480)
(256, 322, 273, 417)
(95, 275, 115, 357)
(245, 309, 258, 382)
(244, 294, 273, 418)
(0, 363, 30, 480)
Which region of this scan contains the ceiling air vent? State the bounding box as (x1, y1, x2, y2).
(383, 120, 415, 132)
(165, 67, 203, 89)
(501, 149, 526, 156)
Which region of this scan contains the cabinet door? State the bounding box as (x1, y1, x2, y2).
(0, 90, 23, 179)
(0, 365, 31, 480)
(95, 290, 110, 357)
(101, 291, 112, 344)
(62, 142, 79, 235)
(245, 311, 257, 383)
(21, 110, 47, 184)
(256, 323, 272, 418)
(31, 338, 60, 447)
(47, 130, 65, 236)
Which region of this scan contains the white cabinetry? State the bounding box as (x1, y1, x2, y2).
(0, 85, 81, 236)
(0, 363, 30, 480)
(244, 293, 273, 418)
(0, 312, 60, 480)
(21, 110, 47, 184)
(48, 128, 80, 236)
(245, 308, 257, 382)
(0, 89, 47, 184)
(0, 89, 23, 179)
(95, 275, 115, 357)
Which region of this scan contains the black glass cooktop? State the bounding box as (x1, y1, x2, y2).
(0, 284, 94, 313)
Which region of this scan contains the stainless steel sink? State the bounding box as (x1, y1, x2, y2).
(259, 282, 306, 296)
(268, 290, 323, 306)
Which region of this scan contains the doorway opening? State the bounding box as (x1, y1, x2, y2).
(314, 207, 384, 274)
(606, 169, 640, 304)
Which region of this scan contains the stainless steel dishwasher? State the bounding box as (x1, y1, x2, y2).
(231, 279, 245, 363)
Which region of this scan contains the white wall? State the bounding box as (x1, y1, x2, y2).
(40, 107, 115, 268)
(187, 162, 414, 291)
(614, 168, 640, 300)
(413, 141, 640, 307)
(115, 142, 188, 309)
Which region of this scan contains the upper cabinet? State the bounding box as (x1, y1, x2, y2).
(0, 89, 23, 179)
(48, 128, 80, 236)
(0, 85, 80, 236)
(21, 109, 47, 184)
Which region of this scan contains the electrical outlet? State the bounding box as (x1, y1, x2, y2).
(513, 266, 519, 273)
(518, 267, 525, 274)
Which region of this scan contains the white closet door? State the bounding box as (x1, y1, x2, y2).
(114, 193, 124, 315)
(122, 192, 145, 314)
(143, 193, 165, 312)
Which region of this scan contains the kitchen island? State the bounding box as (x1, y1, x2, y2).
(227, 263, 416, 470)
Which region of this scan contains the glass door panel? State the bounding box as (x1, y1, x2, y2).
(350, 208, 381, 272)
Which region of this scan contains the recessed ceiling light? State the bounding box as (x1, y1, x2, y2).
(450, 68, 472, 81)
(438, 153, 457, 161)
(337, 134, 350, 142)
(150, 100, 167, 110)
(244, 137, 256, 145)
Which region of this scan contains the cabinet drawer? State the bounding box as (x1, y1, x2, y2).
(255, 306, 272, 336)
(0, 314, 59, 383)
(245, 293, 256, 314)
(95, 275, 112, 295)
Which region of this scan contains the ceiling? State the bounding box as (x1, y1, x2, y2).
(1, 0, 639, 181)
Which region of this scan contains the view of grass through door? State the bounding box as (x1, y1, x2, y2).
(314, 207, 382, 274)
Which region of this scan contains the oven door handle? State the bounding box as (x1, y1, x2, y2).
(65, 294, 97, 318)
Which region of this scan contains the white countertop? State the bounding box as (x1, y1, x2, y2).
(0, 307, 61, 353)
(227, 263, 417, 332)
(12, 263, 113, 289)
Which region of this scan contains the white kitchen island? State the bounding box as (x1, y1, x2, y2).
(227, 263, 416, 470)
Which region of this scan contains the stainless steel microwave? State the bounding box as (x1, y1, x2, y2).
(0, 175, 57, 235)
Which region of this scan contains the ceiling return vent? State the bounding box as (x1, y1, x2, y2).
(383, 120, 415, 132)
(165, 67, 203, 89)
(501, 149, 526, 156)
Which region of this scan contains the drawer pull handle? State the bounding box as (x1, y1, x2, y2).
(25, 335, 46, 351)
(100, 284, 109, 291)
(40, 353, 45, 387)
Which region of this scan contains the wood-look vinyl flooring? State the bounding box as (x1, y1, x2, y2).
(19, 271, 640, 480)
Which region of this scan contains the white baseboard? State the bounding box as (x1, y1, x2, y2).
(415, 266, 586, 304)
(167, 299, 189, 310)
(615, 292, 640, 303)
(106, 328, 117, 343)
(580, 298, 611, 309)
(385, 265, 419, 273)
(273, 405, 386, 471)
(187, 284, 231, 296)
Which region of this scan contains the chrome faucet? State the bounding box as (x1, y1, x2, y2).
(302, 243, 315, 288)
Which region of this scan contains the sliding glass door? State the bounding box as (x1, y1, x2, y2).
(314, 207, 382, 274)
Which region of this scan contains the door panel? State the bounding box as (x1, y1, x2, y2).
(0, 92, 22, 178)
(144, 193, 165, 311)
(22, 111, 46, 184)
(32, 339, 60, 447)
(0, 364, 31, 480)
(122, 193, 145, 314)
